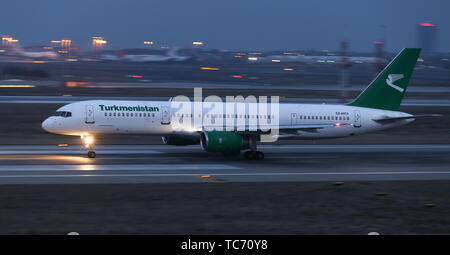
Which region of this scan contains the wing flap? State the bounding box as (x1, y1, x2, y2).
(203, 123, 344, 134)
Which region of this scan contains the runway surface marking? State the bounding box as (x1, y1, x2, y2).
(1, 171, 450, 179)
(1, 144, 449, 155)
(0, 150, 164, 155)
(0, 164, 241, 171)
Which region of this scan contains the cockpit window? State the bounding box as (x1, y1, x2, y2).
(53, 111, 72, 117)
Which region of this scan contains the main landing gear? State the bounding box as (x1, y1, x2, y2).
(81, 135, 96, 158)
(243, 136, 264, 160)
(243, 150, 264, 160)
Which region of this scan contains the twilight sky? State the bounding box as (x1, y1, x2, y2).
(0, 0, 448, 52)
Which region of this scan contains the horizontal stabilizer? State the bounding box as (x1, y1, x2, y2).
(373, 114, 441, 123)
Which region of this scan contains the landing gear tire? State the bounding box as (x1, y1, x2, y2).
(244, 151, 264, 160)
(87, 151, 96, 158)
(254, 151, 264, 160)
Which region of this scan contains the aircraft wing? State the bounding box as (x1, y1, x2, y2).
(203, 123, 344, 134)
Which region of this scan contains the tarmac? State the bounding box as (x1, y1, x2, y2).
(0, 144, 449, 184)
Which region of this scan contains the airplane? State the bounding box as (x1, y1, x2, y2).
(101, 47, 191, 62)
(9, 44, 58, 59)
(42, 48, 438, 160)
(255, 54, 378, 64)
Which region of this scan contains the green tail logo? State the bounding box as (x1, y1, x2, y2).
(348, 48, 421, 111)
(386, 74, 405, 93)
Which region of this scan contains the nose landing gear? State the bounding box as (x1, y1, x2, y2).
(81, 135, 96, 158)
(87, 151, 97, 158)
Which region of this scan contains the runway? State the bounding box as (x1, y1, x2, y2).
(0, 144, 449, 184)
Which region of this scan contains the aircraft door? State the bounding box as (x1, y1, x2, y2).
(161, 106, 171, 125)
(85, 105, 95, 124)
(290, 113, 297, 125)
(353, 110, 361, 128)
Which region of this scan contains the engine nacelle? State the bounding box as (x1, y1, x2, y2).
(162, 135, 199, 146)
(200, 131, 250, 153)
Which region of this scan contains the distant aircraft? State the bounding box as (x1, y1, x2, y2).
(8, 44, 58, 59)
(101, 47, 191, 62)
(42, 48, 438, 160)
(255, 54, 378, 64)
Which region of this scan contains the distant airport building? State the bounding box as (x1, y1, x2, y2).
(1, 35, 18, 50)
(92, 37, 107, 50)
(417, 22, 437, 55)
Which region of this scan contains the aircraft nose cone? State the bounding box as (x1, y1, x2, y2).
(41, 118, 52, 132)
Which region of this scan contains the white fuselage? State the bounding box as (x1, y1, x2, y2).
(42, 100, 414, 140)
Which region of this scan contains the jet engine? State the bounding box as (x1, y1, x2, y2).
(200, 131, 250, 153)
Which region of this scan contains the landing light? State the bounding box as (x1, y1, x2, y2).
(85, 136, 94, 145)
